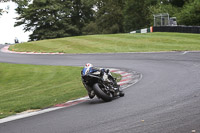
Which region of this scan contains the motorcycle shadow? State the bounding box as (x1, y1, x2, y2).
(88, 97, 120, 104)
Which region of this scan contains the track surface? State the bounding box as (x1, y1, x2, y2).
(0, 44, 200, 133)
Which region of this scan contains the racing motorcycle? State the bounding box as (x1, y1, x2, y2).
(81, 68, 124, 102)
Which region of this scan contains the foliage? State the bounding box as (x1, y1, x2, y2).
(14, 0, 94, 41)
(12, 0, 200, 40)
(169, 0, 189, 7)
(149, 3, 179, 16)
(123, 0, 150, 32)
(148, 3, 180, 25)
(70, 0, 95, 34)
(15, 0, 74, 40)
(176, 0, 200, 26)
(94, 0, 125, 34)
(82, 21, 99, 35)
(148, 0, 200, 26)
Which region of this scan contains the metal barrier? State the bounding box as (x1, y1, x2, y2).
(153, 26, 200, 33)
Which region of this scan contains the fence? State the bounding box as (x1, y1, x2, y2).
(153, 26, 200, 33)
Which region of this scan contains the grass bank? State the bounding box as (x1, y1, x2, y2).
(0, 63, 85, 118)
(0, 63, 121, 119)
(10, 32, 200, 53)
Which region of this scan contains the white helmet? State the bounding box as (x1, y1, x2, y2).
(85, 63, 93, 68)
(82, 63, 93, 76)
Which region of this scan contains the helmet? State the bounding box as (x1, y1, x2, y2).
(82, 63, 93, 76)
(85, 63, 93, 68)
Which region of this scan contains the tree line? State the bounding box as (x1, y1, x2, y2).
(1, 0, 199, 41)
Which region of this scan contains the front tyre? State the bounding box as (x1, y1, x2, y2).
(93, 83, 112, 102)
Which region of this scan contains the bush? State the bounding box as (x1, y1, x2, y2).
(176, 0, 200, 26)
(82, 22, 99, 35)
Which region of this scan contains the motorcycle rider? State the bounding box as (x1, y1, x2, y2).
(81, 63, 124, 99)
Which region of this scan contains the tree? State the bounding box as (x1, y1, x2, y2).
(14, 0, 94, 41)
(15, 0, 78, 40)
(123, 0, 150, 32)
(70, 0, 95, 34)
(176, 0, 200, 26)
(13, 0, 199, 40)
(169, 0, 189, 7)
(148, 3, 179, 25)
(94, 0, 125, 34)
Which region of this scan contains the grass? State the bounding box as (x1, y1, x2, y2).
(0, 63, 121, 119)
(112, 73, 122, 82)
(9, 32, 200, 53)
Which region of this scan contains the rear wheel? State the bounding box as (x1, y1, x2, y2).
(93, 83, 112, 102)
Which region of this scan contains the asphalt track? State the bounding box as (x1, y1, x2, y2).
(0, 44, 200, 133)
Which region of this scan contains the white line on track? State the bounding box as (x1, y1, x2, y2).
(182, 51, 189, 55)
(0, 107, 64, 124)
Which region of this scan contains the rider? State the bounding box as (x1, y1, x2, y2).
(82, 63, 123, 99)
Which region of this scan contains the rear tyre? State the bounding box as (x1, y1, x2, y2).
(93, 83, 112, 102)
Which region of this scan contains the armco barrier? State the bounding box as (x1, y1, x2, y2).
(130, 27, 152, 34)
(153, 26, 200, 34)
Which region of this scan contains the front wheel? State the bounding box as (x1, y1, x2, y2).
(93, 83, 112, 102)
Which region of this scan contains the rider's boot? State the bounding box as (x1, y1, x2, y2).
(119, 90, 125, 97)
(88, 91, 95, 99)
(114, 84, 124, 97)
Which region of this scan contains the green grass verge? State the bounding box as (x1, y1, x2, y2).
(112, 73, 122, 82)
(0, 63, 121, 119)
(10, 32, 200, 53)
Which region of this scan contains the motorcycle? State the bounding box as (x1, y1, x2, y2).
(81, 68, 124, 102)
